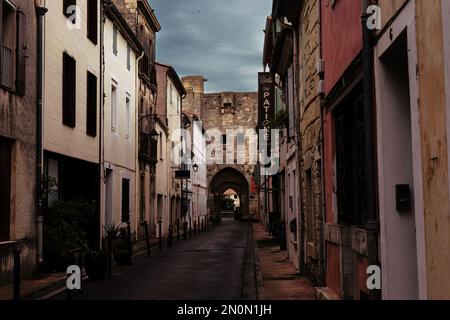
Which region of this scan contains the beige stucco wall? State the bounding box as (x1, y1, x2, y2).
(154, 122, 170, 236)
(44, 0, 100, 163)
(101, 16, 137, 233)
(416, 0, 450, 299)
(0, 0, 38, 285)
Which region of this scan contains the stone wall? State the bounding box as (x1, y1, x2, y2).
(298, 0, 324, 285)
(0, 0, 38, 285)
(182, 76, 259, 219)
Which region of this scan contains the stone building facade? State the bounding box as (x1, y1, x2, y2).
(0, 0, 38, 285)
(181, 76, 259, 220)
(297, 0, 325, 286)
(113, 0, 161, 239)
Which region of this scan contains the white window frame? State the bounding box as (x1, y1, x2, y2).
(111, 80, 118, 133)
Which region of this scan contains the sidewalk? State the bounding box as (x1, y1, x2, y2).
(0, 238, 160, 300)
(253, 223, 316, 300)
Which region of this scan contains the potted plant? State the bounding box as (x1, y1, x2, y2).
(112, 227, 132, 266)
(84, 250, 107, 280)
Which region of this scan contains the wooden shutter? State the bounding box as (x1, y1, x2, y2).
(86, 71, 97, 137)
(87, 0, 97, 44)
(113, 25, 118, 55)
(127, 45, 131, 70)
(0, 138, 12, 242)
(16, 10, 26, 96)
(121, 179, 130, 222)
(63, 52, 76, 127)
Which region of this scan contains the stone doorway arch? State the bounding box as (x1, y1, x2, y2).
(210, 167, 250, 220)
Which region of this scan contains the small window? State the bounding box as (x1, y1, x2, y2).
(113, 25, 118, 56)
(222, 134, 227, 145)
(126, 95, 131, 140)
(63, 0, 77, 23)
(121, 178, 130, 222)
(87, 0, 98, 44)
(1, 2, 15, 89)
(86, 71, 97, 137)
(127, 45, 131, 70)
(170, 83, 173, 104)
(111, 81, 117, 132)
(237, 132, 245, 145)
(177, 96, 180, 114)
(63, 52, 76, 128)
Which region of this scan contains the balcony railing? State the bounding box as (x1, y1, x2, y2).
(139, 132, 158, 165)
(139, 53, 157, 89)
(1, 43, 13, 88)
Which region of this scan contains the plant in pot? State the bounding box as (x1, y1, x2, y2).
(112, 227, 132, 266)
(84, 249, 108, 281)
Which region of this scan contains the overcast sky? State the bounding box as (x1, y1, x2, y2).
(150, 0, 272, 93)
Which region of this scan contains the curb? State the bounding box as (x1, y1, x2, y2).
(252, 224, 266, 300)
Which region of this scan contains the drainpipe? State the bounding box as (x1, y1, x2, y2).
(136, 51, 145, 234)
(361, 0, 380, 300)
(318, 0, 327, 286)
(35, 2, 48, 265)
(99, 0, 105, 245)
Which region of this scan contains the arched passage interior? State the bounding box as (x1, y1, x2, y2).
(210, 167, 249, 220)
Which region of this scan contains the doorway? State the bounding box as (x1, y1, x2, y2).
(376, 30, 419, 299)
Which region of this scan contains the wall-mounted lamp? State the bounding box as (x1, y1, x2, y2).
(193, 164, 199, 173)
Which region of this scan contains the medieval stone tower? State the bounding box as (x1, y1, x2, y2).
(182, 76, 259, 220)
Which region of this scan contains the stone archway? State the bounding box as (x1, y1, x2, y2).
(210, 167, 250, 220)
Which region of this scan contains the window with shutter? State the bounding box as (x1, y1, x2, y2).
(127, 45, 131, 71)
(87, 0, 98, 44)
(16, 10, 26, 95)
(1, 1, 15, 89)
(126, 94, 131, 140)
(86, 71, 97, 137)
(111, 81, 117, 132)
(63, 52, 76, 128)
(287, 65, 294, 138)
(113, 25, 118, 56)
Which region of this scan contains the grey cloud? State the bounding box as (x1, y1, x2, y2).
(150, 0, 271, 93)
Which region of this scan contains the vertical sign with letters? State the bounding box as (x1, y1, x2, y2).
(258, 72, 275, 157)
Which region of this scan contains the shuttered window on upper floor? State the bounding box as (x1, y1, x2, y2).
(15, 10, 26, 95)
(87, 0, 98, 44)
(63, 52, 76, 128)
(127, 44, 131, 71)
(113, 25, 118, 56)
(0, 1, 27, 95)
(86, 71, 97, 137)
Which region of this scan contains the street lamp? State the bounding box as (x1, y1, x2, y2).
(192, 164, 199, 173)
(149, 128, 159, 141)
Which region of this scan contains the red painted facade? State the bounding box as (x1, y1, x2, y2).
(321, 0, 363, 94)
(321, 0, 366, 298)
(326, 243, 341, 297)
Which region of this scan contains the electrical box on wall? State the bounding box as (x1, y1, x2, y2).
(396, 184, 411, 212)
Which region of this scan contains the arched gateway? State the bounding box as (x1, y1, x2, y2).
(210, 167, 250, 220)
(182, 76, 259, 220)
